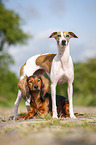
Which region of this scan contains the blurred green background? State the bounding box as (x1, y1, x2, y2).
(0, 0, 96, 107)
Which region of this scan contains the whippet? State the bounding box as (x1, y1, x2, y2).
(14, 31, 78, 119)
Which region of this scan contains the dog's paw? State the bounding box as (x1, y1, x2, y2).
(70, 114, 77, 119)
(52, 116, 58, 119)
(52, 113, 58, 119)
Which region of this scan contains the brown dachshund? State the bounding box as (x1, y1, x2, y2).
(17, 75, 69, 119)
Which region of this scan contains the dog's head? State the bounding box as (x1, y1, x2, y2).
(18, 75, 50, 100)
(27, 75, 42, 92)
(49, 31, 78, 48)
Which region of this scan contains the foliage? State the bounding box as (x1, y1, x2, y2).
(74, 58, 96, 95)
(0, 2, 30, 51)
(0, 0, 3, 5)
(0, 52, 14, 73)
(0, 52, 19, 107)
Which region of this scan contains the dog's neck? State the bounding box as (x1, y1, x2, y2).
(30, 91, 42, 109)
(31, 91, 41, 103)
(57, 43, 70, 68)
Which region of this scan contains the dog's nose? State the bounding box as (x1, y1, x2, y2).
(34, 85, 38, 89)
(62, 40, 66, 45)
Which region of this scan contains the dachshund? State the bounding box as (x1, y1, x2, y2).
(17, 75, 69, 120)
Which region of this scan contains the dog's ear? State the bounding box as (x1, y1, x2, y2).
(40, 75, 50, 101)
(17, 76, 29, 98)
(49, 32, 57, 38)
(68, 32, 78, 38)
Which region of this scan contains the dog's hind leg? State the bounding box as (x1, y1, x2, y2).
(14, 90, 22, 119)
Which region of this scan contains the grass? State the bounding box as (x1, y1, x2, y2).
(1, 117, 96, 135)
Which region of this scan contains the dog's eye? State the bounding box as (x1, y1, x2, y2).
(38, 79, 41, 82)
(66, 35, 69, 37)
(29, 81, 32, 83)
(57, 34, 61, 37)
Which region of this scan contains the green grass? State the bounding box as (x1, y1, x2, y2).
(1, 118, 96, 135)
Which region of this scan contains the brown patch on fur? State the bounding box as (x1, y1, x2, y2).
(36, 54, 56, 73)
(49, 32, 61, 41)
(48, 32, 58, 38)
(20, 62, 26, 76)
(68, 32, 78, 38)
(49, 32, 61, 45)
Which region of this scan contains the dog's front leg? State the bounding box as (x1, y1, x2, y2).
(68, 83, 76, 118)
(51, 83, 58, 118)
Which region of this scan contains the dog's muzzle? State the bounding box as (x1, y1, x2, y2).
(61, 40, 66, 46)
(34, 85, 38, 89)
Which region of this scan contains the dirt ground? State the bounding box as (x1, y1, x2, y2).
(0, 106, 96, 145)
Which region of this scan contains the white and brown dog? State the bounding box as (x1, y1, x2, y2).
(14, 31, 78, 119)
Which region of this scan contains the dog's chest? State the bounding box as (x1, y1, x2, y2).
(50, 59, 74, 84)
(57, 69, 73, 84)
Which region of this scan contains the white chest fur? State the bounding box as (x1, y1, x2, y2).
(50, 44, 74, 84)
